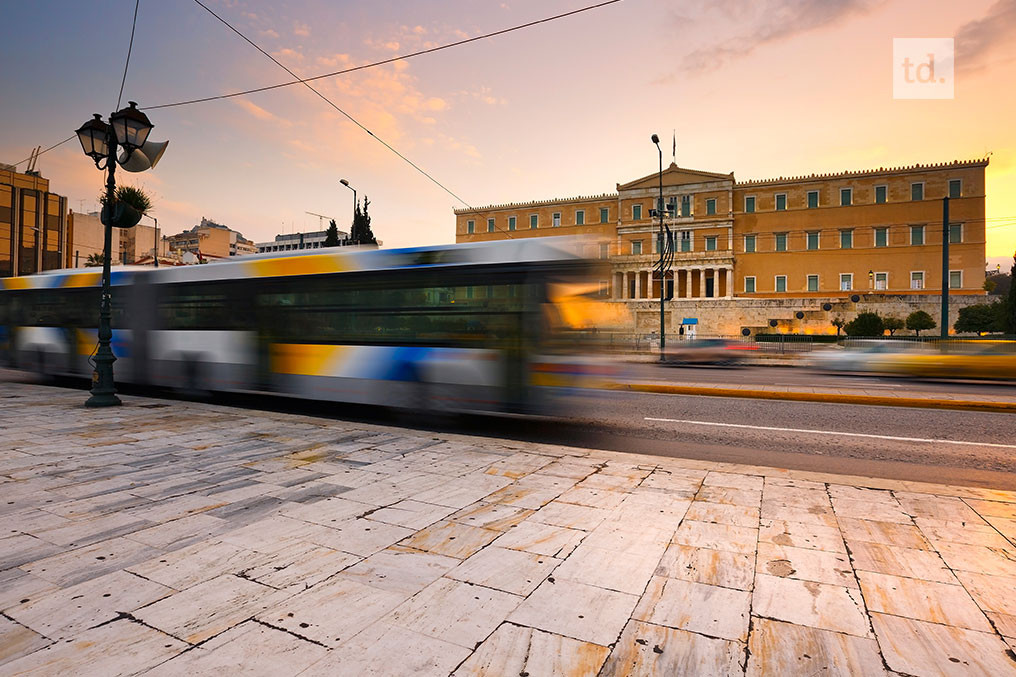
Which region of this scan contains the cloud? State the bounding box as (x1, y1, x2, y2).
(232, 99, 291, 126)
(259, 28, 279, 39)
(271, 47, 304, 63)
(956, 0, 1016, 74)
(678, 0, 880, 74)
(294, 22, 311, 37)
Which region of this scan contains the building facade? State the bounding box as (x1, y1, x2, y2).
(454, 159, 988, 333)
(1, 163, 70, 277)
(255, 228, 350, 253)
(166, 217, 255, 261)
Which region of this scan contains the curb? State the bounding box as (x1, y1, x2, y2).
(608, 382, 1016, 414)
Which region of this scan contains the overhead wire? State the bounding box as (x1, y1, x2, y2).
(117, 0, 142, 109)
(146, 0, 622, 111)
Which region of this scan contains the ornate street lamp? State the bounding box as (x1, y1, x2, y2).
(74, 101, 156, 407)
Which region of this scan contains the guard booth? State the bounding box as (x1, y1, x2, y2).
(680, 317, 698, 339)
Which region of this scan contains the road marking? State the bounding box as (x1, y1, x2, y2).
(644, 417, 1016, 449)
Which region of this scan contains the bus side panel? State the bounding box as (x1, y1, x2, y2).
(149, 330, 257, 392)
(269, 343, 505, 411)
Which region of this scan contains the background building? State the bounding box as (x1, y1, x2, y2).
(455, 159, 988, 334)
(166, 217, 254, 261)
(1, 163, 70, 277)
(256, 228, 350, 253)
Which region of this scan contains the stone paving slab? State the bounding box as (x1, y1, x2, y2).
(2, 382, 1016, 676)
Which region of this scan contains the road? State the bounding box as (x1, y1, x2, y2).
(6, 366, 1016, 490)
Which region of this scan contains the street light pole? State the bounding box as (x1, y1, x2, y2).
(88, 124, 121, 407)
(651, 134, 666, 361)
(143, 213, 159, 268)
(339, 179, 356, 242)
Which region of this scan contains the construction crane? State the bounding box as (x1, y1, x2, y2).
(305, 211, 335, 230)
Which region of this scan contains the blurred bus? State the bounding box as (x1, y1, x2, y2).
(0, 238, 616, 413)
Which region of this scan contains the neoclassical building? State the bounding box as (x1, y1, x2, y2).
(454, 158, 988, 334)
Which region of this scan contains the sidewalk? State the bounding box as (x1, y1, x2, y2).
(613, 378, 1016, 413)
(2, 382, 1016, 676)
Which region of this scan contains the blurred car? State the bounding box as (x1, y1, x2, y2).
(663, 338, 758, 365)
(875, 340, 1016, 381)
(808, 340, 926, 373)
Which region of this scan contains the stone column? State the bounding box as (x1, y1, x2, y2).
(725, 268, 733, 298)
(685, 269, 694, 298)
(634, 270, 641, 300)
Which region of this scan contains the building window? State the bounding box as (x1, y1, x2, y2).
(840, 188, 852, 206)
(631, 240, 642, 255)
(775, 232, 787, 252)
(706, 198, 717, 215)
(745, 276, 756, 293)
(840, 273, 853, 291)
(600, 207, 609, 224)
(775, 275, 787, 293)
(631, 204, 642, 220)
(950, 270, 962, 288)
(911, 182, 924, 201)
(949, 223, 962, 243)
(875, 185, 887, 204)
(949, 179, 962, 199)
(508, 216, 516, 231)
(874, 227, 888, 247)
(599, 243, 609, 259)
(575, 210, 584, 226)
(467, 220, 474, 234)
(530, 214, 538, 229)
(807, 191, 819, 209)
(875, 272, 888, 290)
(680, 231, 691, 252)
(705, 236, 717, 251)
(910, 225, 925, 245)
(807, 274, 819, 292)
(745, 196, 756, 213)
(487, 218, 495, 233)
(744, 234, 756, 253)
(775, 193, 787, 211)
(911, 271, 924, 289)
(806, 231, 819, 250)
(553, 212, 561, 227)
(840, 230, 853, 249)
(681, 195, 691, 216)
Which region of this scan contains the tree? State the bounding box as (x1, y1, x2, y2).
(98, 185, 152, 214)
(844, 312, 884, 337)
(883, 316, 905, 336)
(84, 253, 105, 267)
(831, 316, 845, 336)
(954, 303, 1004, 334)
(350, 196, 377, 245)
(323, 219, 341, 247)
(906, 310, 936, 336)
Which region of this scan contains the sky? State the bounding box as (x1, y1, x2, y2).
(1, 0, 1015, 268)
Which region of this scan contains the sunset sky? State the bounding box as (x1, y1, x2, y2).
(1, 0, 1014, 267)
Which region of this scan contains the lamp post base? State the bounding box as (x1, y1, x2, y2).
(85, 393, 122, 407)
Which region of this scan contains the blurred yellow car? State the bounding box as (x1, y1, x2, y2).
(873, 340, 1016, 380)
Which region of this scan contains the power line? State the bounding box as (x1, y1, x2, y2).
(10, 136, 75, 168)
(117, 0, 142, 109)
(145, 0, 623, 111)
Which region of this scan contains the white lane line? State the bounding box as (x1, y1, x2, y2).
(644, 417, 1016, 449)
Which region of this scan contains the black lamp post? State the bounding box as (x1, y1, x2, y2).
(75, 102, 154, 407)
(868, 269, 874, 290)
(143, 213, 159, 268)
(650, 134, 672, 361)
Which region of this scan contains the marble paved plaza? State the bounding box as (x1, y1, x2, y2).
(2, 382, 1016, 676)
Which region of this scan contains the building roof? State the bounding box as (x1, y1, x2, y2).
(453, 192, 617, 216)
(616, 163, 733, 191)
(736, 158, 990, 187)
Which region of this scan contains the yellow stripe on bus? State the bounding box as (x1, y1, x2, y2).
(270, 343, 344, 376)
(249, 254, 351, 279)
(63, 271, 101, 288)
(1, 277, 32, 290)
